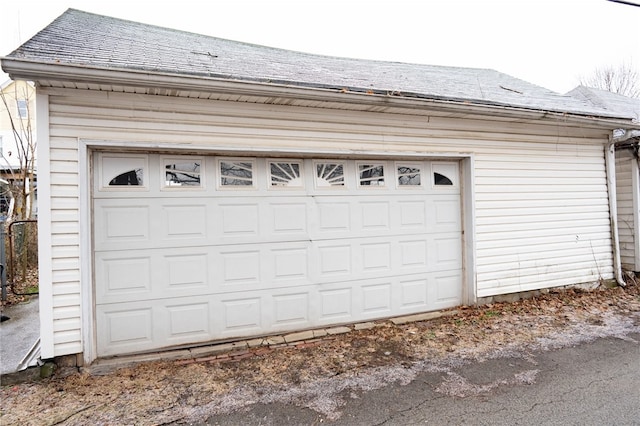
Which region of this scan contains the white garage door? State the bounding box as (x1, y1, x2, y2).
(93, 153, 462, 356)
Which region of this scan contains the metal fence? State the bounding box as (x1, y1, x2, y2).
(1, 220, 38, 301)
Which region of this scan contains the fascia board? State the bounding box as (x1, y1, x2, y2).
(3, 57, 639, 131)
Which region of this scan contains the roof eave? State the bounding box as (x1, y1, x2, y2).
(3, 57, 639, 131)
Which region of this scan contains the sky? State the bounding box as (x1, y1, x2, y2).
(1, 0, 639, 94)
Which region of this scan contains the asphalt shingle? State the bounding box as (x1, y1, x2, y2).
(567, 86, 640, 122)
(3, 9, 635, 119)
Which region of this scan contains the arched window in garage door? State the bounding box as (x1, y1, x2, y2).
(314, 161, 346, 188)
(269, 160, 304, 188)
(432, 162, 459, 187)
(98, 153, 148, 189)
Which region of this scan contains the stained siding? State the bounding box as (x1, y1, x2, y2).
(48, 135, 82, 356)
(475, 154, 612, 296)
(44, 88, 614, 356)
(615, 149, 636, 271)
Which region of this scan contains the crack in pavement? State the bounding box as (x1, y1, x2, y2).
(434, 369, 540, 398)
(204, 319, 639, 423)
(372, 388, 449, 426)
(208, 318, 636, 424)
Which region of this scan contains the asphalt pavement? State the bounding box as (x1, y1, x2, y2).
(206, 333, 640, 425)
(0, 296, 40, 375)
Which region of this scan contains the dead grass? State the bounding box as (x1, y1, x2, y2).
(1, 283, 639, 425)
(1, 267, 38, 307)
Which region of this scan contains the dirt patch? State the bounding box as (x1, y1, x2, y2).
(1, 268, 38, 308)
(1, 283, 639, 425)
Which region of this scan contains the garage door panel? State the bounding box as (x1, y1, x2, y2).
(95, 249, 213, 304)
(433, 236, 464, 269)
(360, 242, 392, 272)
(399, 240, 428, 269)
(162, 204, 208, 239)
(318, 287, 352, 321)
(95, 196, 459, 251)
(361, 282, 393, 315)
(358, 201, 391, 231)
(268, 202, 309, 234)
(400, 278, 429, 310)
(217, 291, 314, 337)
(98, 244, 318, 305)
(217, 242, 313, 291)
(270, 247, 310, 281)
(220, 249, 261, 284)
(398, 200, 427, 228)
(94, 198, 214, 251)
(433, 198, 462, 228)
(434, 273, 464, 307)
(97, 271, 462, 356)
(314, 273, 462, 324)
(95, 236, 462, 305)
(95, 255, 152, 302)
(165, 302, 211, 342)
(164, 253, 209, 289)
(272, 292, 310, 326)
(98, 298, 216, 356)
(97, 304, 155, 356)
(220, 297, 263, 334)
(317, 244, 352, 277)
(314, 235, 462, 282)
(94, 154, 463, 356)
(219, 203, 260, 236)
(312, 200, 351, 234)
(94, 203, 151, 247)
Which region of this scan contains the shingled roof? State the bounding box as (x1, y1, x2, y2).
(1, 9, 635, 120)
(567, 86, 640, 123)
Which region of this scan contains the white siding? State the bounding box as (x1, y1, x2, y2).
(615, 149, 637, 271)
(475, 154, 612, 296)
(43, 88, 614, 357)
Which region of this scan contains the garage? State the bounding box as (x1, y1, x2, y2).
(92, 152, 463, 356)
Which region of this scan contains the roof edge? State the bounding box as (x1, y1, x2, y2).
(3, 57, 639, 131)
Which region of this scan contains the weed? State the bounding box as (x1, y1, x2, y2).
(480, 310, 500, 320)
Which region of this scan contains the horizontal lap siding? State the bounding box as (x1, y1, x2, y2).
(46, 89, 614, 356)
(47, 134, 82, 356)
(615, 150, 636, 271)
(475, 153, 612, 296)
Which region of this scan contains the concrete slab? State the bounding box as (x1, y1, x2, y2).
(283, 330, 314, 343)
(354, 322, 376, 330)
(0, 296, 40, 375)
(326, 326, 351, 335)
(390, 309, 459, 325)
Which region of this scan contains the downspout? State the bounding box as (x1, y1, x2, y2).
(607, 129, 640, 287)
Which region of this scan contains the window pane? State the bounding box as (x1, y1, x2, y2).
(397, 165, 421, 186)
(220, 161, 253, 186)
(165, 161, 201, 187)
(270, 162, 302, 187)
(432, 163, 458, 187)
(434, 172, 453, 186)
(17, 100, 28, 119)
(316, 162, 345, 187)
(109, 169, 143, 186)
(358, 164, 384, 186)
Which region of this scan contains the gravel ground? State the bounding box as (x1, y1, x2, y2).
(1, 282, 639, 425)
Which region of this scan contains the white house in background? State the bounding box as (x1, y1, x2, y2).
(2, 9, 639, 366)
(0, 80, 35, 169)
(0, 79, 36, 214)
(568, 86, 640, 272)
